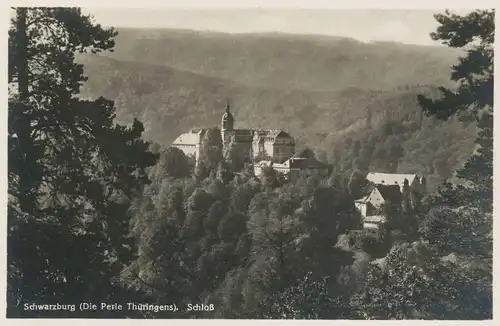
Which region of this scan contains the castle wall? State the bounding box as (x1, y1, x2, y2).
(173, 106, 297, 167)
(195, 143, 202, 165)
(357, 203, 368, 217)
(172, 144, 197, 158)
(264, 140, 274, 158)
(252, 142, 266, 159)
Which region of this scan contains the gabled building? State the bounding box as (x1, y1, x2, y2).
(354, 195, 374, 218)
(253, 149, 330, 181)
(171, 129, 207, 163)
(366, 172, 426, 194)
(355, 172, 426, 235)
(252, 129, 295, 163)
(172, 101, 296, 165)
(355, 184, 402, 218)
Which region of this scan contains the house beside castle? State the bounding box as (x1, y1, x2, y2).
(354, 173, 426, 236)
(253, 149, 330, 181)
(172, 101, 296, 165)
(365, 172, 426, 194)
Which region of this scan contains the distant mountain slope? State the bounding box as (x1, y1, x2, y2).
(77, 29, 475, 191)
(78, 54, 449, 146)
(99, 28, 462, 92)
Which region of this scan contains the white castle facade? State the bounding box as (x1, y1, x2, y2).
(171, 102, 330, 180)
(172, 102, 295, 164)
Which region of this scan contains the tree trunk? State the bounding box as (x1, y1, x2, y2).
(14, 8, 35, 214)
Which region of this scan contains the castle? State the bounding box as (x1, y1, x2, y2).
(172, 102, 296, 164)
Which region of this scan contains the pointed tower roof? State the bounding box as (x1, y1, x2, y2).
(221, 99, 234, 130)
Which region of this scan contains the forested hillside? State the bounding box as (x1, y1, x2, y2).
(96, 28, 462, 91)
(78, 31, 475, 191)
(8, 8, 492, 320)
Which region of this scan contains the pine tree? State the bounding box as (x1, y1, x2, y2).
(412, 10, 493, 320)
(8, 8, 157, 316)
(121, 179, 190, 318)
(351, 242, 435, 319)
(347, 169, 364, 199)
(365, 106, 373, 129)
(216, 161, 232, 184)
(417, 9, 494, 212)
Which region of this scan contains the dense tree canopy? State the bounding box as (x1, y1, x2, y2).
(418, 9, 494, 212)
(7, 8, 493, 320)
(8, 8, 157, 317)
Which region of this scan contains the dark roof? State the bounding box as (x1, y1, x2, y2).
(355, 195, 368, 203)
(232, 129, 254, 143)
(287, 149, 328, 169)
(294, 148, 315, 159)
(376, 185, 402, 203)
(366, 202, 377, 214)
(287, 156, 328, 169)
(253, 129, 294, 141)
(273, 130, 293, 139)
(233, 129, 253, 135)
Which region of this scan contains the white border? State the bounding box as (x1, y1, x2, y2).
(1, 0, 499, 325)
(3, 0, 500, 9)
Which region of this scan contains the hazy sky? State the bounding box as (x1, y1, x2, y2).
(82, 8, 466, 46)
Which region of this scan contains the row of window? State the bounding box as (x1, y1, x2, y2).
(274, 140, 294, 145)
(253, 138, 294, 145)
(274, 147, 294, 154)
(173, 144, 196, 150)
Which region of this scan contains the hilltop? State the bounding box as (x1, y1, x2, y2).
(97, 28, 461, 92)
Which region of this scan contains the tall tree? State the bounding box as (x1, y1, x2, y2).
(153, 146, 191, 179)
(8, 8, 157, 316)
(223, 137, 247, 173)
(412, 9, 493, 320)
(417, 9, 494, 212)
(121, 181, 189, 318)
(195, 128, 223, 180)
(352, 240, 492, 319)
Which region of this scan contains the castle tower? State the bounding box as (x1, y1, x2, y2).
(221, 100, 234, 145)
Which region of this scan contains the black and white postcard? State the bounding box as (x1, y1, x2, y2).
(5, 1, 495, 321)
